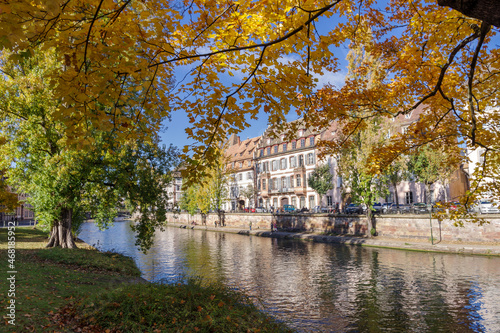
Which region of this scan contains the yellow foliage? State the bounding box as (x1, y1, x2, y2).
(0, 0, 499, 208)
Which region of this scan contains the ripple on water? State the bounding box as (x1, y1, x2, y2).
(79, 222, 500, 333)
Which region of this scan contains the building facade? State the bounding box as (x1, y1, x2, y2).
(224, 135, 261, 211)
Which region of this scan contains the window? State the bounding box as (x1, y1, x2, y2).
(327, 196, 333, 206)
(296, 174, 301, 187)
(247, 172, 252, 180)
(273, 178, 278, 190)
(402, 126, 409, 134)
(239, 174, 243, 180)
(267, 147, 271, 155)
(386, 130, 391, 139)
(239, 162, 243, 168)
(300, 196, 306, 208)
(309, 195, 315, 209)
(273, 198, 278, 208)
(232, 162, 235, 168)
(291, 197, 297, 207)
(272, 160, 278, 171)
(274, 145, 278, 153)
(283, 143, 287, 151)
(306, 152, 315, 165)
(281, 177, 286, 190)
(405, 191, 414, 204)
(300, 138, 305, 147)
(290, 156, 297, 168)
(280, 158, 287, 170)
(260, 149, 264, 157)
(264, 162, 269, 172)
(292, 141, 296, 149)
(247, 160, 251, 167)
(262, 179, 266, 190)
(309, 137, 314, 146)
(258, 179, 261, 190)
(298, 155, 304, 166)
(290, 176, 294, 188)
(337, 176, 342, 188)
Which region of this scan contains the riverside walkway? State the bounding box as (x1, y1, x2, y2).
(168, 222, 500, 256)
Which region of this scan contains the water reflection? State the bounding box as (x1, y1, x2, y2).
(79, 221, 500, 332)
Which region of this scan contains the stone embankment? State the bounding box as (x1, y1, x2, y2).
(166, 212, 500, 256)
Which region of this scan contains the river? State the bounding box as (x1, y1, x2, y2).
(79, 221, 500, 332)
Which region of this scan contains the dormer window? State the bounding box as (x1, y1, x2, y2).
(298, 129, 304, 136)
(405, 111, 413, 119)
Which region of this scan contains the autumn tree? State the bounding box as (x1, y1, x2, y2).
(307, 164, 334, 207)
(408, 145, 461, 205)
(0, 48, 179, 251)
(1, 0, 499, 216)
(336, 118, 389, 235)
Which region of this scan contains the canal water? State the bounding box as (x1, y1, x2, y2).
(79, 221, 500, 332)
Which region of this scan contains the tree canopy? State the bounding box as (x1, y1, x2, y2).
(0, 47, 179, 251)
(1, 0, 499, 213)
(308, 163, 334, 200)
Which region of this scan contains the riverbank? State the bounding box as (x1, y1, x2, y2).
(168, 222, 500, 256)
(0, 227, 294, 332)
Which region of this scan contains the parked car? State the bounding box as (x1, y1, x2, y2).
(391, 204, 411, 214)
(283, 204, 296, 213)
(312, 206, 331, 213)
(371, 203, 383, 214)
(411, 202, 430, 214)
(299, 207, 309, 213)
(255, 207, 267, 213)
(474, 200, 500, 214)
(381, 202, 394, 214)
(345, 203, 363, 214)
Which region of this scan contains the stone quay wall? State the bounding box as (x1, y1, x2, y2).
(166, 212, 500, 243)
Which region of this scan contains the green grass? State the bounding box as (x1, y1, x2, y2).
(0, 227, 294, 332)
(74, 279, 293, 332)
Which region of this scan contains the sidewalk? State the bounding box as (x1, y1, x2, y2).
(168, 222, 500, 256)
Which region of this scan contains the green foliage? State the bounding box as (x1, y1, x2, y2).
(0, 47, 180, 251)
(180, 185, 200, 216)
(308, 164, 334, 198)
(337, 119, 389, 211)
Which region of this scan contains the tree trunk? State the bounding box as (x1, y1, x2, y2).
(46, 207, 77, 248)
(366, 208, 374, 238)
(393, 181, 400, 208)
(437, 0, 499, 27)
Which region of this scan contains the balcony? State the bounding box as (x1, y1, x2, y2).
(294, 165, 305, 172)
(260, 171, 271, 178)
(294, 186, 306, 195)
(261, 190, 269, 198)
(268, 188, 294, 195)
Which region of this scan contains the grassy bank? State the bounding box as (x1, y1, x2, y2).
(0, 227, 293, 332)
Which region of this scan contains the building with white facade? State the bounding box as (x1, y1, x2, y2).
(254, 122, 341, 211)
(224, 135, 261, 211)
